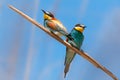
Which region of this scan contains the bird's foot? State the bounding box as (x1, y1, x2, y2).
(50, 31, 54, 33)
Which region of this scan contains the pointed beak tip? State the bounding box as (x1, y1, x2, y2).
(84, 26, 87, 28)
(41, 9, 46, 13)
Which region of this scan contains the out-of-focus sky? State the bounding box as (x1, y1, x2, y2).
(0, 0, 120, 80)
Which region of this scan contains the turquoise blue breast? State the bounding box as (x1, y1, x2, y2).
(69, 29, 84, 49)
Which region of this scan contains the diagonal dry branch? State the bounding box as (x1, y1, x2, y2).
(8, 5, 118, 80)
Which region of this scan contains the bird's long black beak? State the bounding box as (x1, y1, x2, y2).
(83, 26, 87, 29)
(41, 9, 46, 14)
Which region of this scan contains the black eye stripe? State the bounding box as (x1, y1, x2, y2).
(49, 14, 54, 17)
(49, 13, 54, 17)
(46, 11, 54, 18)
(75, 24, 86, 28)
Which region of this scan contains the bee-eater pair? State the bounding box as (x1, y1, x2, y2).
(42, 10, 86, 78)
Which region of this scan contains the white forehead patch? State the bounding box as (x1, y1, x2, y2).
(80, 24, 85, 27)
(46, 11, 49, 14)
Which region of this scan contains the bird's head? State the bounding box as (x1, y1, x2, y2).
(74, 24, 86, 33)
(41, 9, 54, 20)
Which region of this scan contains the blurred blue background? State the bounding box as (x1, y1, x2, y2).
(0, 0, 120, 80)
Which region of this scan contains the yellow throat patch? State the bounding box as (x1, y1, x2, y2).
(44, 14, 52, 20)
(74, 26, 84, 33)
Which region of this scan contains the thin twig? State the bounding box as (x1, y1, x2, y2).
(8, 5, 118, 80)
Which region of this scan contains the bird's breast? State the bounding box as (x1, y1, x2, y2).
(45, 20, 57, 30)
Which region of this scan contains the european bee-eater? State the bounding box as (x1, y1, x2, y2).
(64, 24, 86, 78)
(41, 9, 73, 40)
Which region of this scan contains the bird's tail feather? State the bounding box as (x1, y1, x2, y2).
(64, 64, 70, 78)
